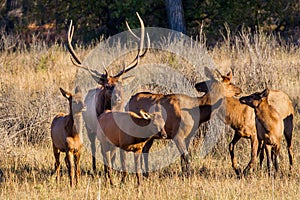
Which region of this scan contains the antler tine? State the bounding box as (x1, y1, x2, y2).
(118, 33, 150, 75)
(103, 67, 109, 77)
(136, 12, 145, 54)
(67, 20, 82, 66)
(67, 20, 106, 81)
(70, 57, 103, 78)
(139, 33, 150, 57)
(70, 56, 85, 69)
(113, 12, 148, 78)
(125, 15, 151, 53)
(126, 20, 140, 40)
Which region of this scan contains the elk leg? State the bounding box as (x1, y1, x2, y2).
(180, 155, 186, 173)
(271, 150, 277, 173)
(243, 134, 258, 177)
(74, 152, 81, 186)
(101, 144, 113, 185)
(185, 136, 193, 158)
(229, 132, 242, 177)
(270, 149, 277, 179)
(257, 140, 265, 169)
(105, 150, 114, 185)
(184, 136, 196, 176)
(265, 145, 272, 176)
(134, 150, 142, 186)
(272, 143, 281, 174)
(66, 151, 75, 187)
(110, 147, 117, 169)
(174, 137, 190, 176)
(87, 130, 97, 174)
(142, 138, 155, 178)
(52, 146, 61, 183)
(120, 150, 128, 183)
(283, 117, 293, 170)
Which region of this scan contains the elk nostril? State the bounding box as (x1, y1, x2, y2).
(161, 130, 167, 139)
(82, 105, 87, 111)
(116, 96, 121, 102)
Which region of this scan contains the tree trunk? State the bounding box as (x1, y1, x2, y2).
(165, 0, 186, 34)
(5, 0, 21, 32)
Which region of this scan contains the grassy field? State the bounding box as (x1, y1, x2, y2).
(0, 29, 299, 199)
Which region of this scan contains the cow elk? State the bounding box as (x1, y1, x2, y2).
(195, 80, 294, 177)
(239, 88, 288, 175)
(50, 86, 86, 187)
(67, 12, 150, 174)
(126, 67, 242, 176)
(97, 106, 167, 186)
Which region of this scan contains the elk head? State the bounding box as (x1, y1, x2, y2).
(195, 67, 242, 98)
(59, 86, 86, 116)
(67, 12, 150, 110)
(139, 104, 167, 139)
(239, 88, 270, 108)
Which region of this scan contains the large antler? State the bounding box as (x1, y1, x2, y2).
(67, 20, 107, 79)
(113, 12, 150, 78)
(67, 12, 150, 80)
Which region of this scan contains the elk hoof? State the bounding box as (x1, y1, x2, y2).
(235, 168, 242, 179)
(87, 170, 96, 179)
(0, 169, 5, 183)
(143, 172, 150, 178)
(243, 168, 251, 178)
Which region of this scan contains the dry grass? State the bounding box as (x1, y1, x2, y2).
(1, 144, 300, 199)
(0, 29, 299, 199)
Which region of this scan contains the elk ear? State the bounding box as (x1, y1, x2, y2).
(260, 88, 270, 99)
(221, 70, 232, 83)
(226, 70, 233, 80)
(204, 67, 222, 81)
(140, 109, 151, 119)
(60, 88, 71, 99)
(121, 75, 135, 85)
(74, 85, 82, 94)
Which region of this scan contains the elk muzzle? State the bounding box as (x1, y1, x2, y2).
(239, 96, 252, 107)
(159, 128, 167, 139)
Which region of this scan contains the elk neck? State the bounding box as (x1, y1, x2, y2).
(255, 99, 280, 127)
(73, 112, 83, 139)
(254, 99, 268, 116)
(218, 97, 252, 126)
(65, 97, 81, 138)
(68, 96, 74, 123)
(65, 115, 76, 137)
(195, 92, 223, 123)
(96, 89, 109, 116)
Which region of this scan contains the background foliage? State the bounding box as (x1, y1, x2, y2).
(1, 0, 300, 46)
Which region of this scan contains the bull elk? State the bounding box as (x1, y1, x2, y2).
(126, 67, 242, 176)
(67, 12, 150, 174)
(97, 106, 167, 186)
(50, 86, 86, 187)
(195, 79, 294, 177)
(239, 89, 288, 175)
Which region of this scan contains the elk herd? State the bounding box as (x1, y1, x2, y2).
(50, 13, 295, 187)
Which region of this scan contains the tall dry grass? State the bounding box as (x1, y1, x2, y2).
(0, 28, 299, 199)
